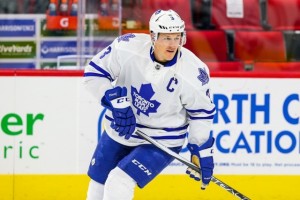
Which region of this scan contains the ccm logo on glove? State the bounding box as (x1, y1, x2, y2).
(101, 86, 136, 139)
(111, 97, 130, 108)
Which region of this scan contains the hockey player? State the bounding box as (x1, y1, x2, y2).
(84, 9, 216, 200)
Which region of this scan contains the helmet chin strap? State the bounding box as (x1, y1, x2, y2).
(151, 41, 155, 54)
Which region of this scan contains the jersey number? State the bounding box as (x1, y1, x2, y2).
(99, 46, 112, 59)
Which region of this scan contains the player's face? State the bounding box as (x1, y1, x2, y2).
(154, 33, 182, 62)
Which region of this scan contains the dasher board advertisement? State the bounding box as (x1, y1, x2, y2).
(0, 71, 299, 175)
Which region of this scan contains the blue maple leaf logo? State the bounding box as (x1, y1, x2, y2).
(131, 84, 161, 116)
(117, 33, 135, 42)
(197, 68, 209, 86)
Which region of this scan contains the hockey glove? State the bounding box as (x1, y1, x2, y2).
(101, 86, 136, 139)
(186, 137, 215, 190)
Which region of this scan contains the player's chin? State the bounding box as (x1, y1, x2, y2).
(166, 52, 176, 60)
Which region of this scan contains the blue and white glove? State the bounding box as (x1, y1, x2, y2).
(186, 137, 215, 190)
(101, 86, 136, 139)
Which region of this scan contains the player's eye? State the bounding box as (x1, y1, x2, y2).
(162, 37, 180, 41)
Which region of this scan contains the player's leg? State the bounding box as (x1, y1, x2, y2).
(103, 167, 136, 200)
(102, 144, 181, 200)
(103, 145, 181, 200)
(86, 131, 133, 200)
(86, 179, 104, 200)
(119, 144, 182, 188)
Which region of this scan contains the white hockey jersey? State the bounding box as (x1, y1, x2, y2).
(84, 33, 216, 148)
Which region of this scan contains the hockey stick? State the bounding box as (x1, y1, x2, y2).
(135, 130, 251, 200)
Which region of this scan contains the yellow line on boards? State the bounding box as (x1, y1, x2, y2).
(0, 175, 299, 200)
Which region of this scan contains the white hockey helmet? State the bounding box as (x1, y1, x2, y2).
(149, 9, 186, 45)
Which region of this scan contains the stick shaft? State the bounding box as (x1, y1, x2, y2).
(135, 130, 251, 200)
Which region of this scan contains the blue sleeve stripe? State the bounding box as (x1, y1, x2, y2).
(131, 132, 187, 140)
(189, 115, 215, 120)
(105, 115, 189, 132)
(88, 61, 113, 81)
(84, 72, 113, 81)
(186, 107, 216, 114)
(136, 123, 189, 132)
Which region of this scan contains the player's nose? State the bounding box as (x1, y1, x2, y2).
(168, 39, 179, 48)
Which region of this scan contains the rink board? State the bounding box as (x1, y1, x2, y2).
(1, 70, 300, 200)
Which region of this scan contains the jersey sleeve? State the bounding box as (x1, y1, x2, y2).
(83, 37, 121, 101)
(180, 62, 216, 146)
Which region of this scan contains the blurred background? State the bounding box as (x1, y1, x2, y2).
(0, 1, 300, 200)
(0, 0, 299, 71)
